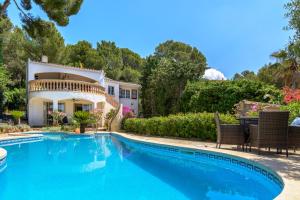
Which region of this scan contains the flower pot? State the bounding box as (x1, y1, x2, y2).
(75, 128, 80, 134)
(80, 124, 87, 133)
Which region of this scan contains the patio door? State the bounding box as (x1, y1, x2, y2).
(43, 102, 53, 125)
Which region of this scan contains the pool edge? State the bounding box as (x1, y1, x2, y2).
(108, 131, 297, 200)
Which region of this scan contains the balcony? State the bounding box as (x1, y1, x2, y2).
(29, 79, 105, 95)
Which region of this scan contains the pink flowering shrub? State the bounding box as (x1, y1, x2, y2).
(123, 106, 132, 115)
(49, 111, 67, 126)
(283, 87, 300, 104)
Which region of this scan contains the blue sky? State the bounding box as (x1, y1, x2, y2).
(7, 0, 291, 78)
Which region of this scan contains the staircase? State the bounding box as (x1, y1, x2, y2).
(105, 93, 119, 108)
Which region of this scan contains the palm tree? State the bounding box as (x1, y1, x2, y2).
(271, 43, 299, 88)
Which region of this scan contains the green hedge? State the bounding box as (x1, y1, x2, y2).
(180, 79, 282, 113)
(124, 113, 237, 141)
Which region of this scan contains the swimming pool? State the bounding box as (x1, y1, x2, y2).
(0, 133, 282, 200)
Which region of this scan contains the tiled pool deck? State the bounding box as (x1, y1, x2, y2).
(0, 131, 299, 199)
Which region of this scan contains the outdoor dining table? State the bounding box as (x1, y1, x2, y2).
(237, 116, 259, 144)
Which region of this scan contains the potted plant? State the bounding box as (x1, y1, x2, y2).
(10, 110, 25, 125)
(73, 111, 93, 133)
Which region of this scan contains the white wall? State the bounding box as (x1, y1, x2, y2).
(28, 61, 105, 86)
(28, 91, 106, 126)
(105, 81, 120, 103)
(28, 98, 45, 126)
(105, 78, 140, 115)
(29, 91, 106, 104)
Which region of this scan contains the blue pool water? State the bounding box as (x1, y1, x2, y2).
(0, 133, 281, 200)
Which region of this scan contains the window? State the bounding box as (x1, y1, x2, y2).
(120, 88, 131, 99)
(58, 103, 65, 112)
(74, 104, 92, 112)
(82, 104, 92, 112)
(120, 89, 126, 98)
(125, 90, 130, 99)
(108, 85, 115, 95)
(131, 89, 137, 99)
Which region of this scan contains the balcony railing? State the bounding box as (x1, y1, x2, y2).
(29, 79, 105, 95)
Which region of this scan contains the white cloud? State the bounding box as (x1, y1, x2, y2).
(203, 68, 227, 80)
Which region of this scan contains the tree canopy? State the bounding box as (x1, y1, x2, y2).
(141, 40, 207, 116)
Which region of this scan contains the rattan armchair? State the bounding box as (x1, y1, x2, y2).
(214, 112, 244, 149)
(249, 111, 289, 157)
(288, 126, 300, 152)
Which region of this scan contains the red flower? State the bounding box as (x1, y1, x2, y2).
(283, 87, 300, 104)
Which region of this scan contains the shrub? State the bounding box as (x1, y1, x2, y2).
(181, 79, 282, 113)
(124, 113, 237, 141)
(280, 101, 300, 123)
(0, 123, 31, 133)
(121, 111, 135, 130)
(73, 111, 93, 133)
(49, 111, 66, 126)
(10, 110, 25, 125)
(105, 109, 117, 131)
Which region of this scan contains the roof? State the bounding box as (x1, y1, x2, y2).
(105, 78, 141, 88)
(29, 60, 104, 74)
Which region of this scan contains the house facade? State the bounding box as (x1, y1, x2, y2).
(27, 58, 140, 127)
(105, 78, 140, 115)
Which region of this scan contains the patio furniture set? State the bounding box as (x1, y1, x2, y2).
(215, 111, 300, 157)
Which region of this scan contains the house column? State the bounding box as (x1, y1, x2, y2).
(93, 102, 98, 110)
(53, 99, 58, 111)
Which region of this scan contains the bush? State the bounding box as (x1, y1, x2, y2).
(280, 101, 300, 123)
(0, 124, 31, 133)
(181, 79, 282, 113)
(73, 111, 93, 133)
(124, 113, 237, 141)
(121, 111, 134, 130)
(10, 110, 25, 125)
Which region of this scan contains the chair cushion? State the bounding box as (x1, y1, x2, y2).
(291, 117, 300, 127)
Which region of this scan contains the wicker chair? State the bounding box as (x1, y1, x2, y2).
(288, 126, 300, 152)
(214, 112, 244, 149)
(249, 111, 289, 157)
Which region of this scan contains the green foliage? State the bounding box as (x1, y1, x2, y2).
(2, 27, 27, 87)
(10, 110, 25, 124)
(50, 111, 66, 126)
(26, 21, 66, 64)
(0, 64, 8, 113)
(141, 40, 207, 116)
(0, 0, 83, 27)
(4, 88, 26, 110)
(0, 123, 31, 133)
(10, 110, 25, 119)
(233, 70, 258, 81)
(124, 113, 238, 141)
(285, 0, 300, 38)
(73, 111, 94, 133)
(104, 109, 117, 130)
(119, 67, 141, 83)
(65, 40, 103, 69)
(97, 41, 123, 75)
(97, 41, 144, 82)
(181, 79, 282, 113)
(41, 126, 63, 132)
(121, 48, 144, 71)
(257, 63, 285, 88)
(281, 101, 300, 122)
(73, 111, 93, 125)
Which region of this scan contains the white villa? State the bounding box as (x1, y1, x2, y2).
(26, 57, 141, 127)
